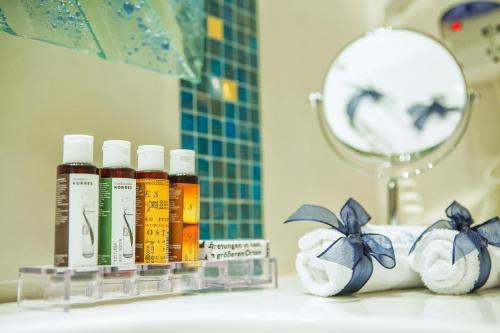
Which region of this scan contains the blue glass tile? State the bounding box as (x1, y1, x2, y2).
(238, 86, 248, 102)
(201, 201, 210, 219)
(212, 119, 222, 136)
(253, 204, 262, 219)
(224, 24, 233, 41)
(226, 142, 237, 158)
(212, 99, 222, 116)
(213, 181, 224, 198)
(197, 115, 209, 133)
(250, 108, 259, 123)
(211, 140, 223, 156)
(252, 184, 261, 200)
(239, 123, 249, 140)
(213, 160, 224, 177)
(237, 49, 246, 63)
(210, 59, 222, 76)
(227, 162, 237, 178)
(241, 223, 250, 238)
(240, 145, 249, 160)
(201, 179, 210, 197)
(200, 223, 210, 240)
(207, 0, 220, 17)
(214, 223, 225, 238)
(237, 68, 246, 83)
(253, 224, 262, 238)
(251, 127, 260, 143)
(250, 72, 257, 86)
(224, 63, 234, 79)
(197, 95, 208, 113)
(241, 204, 250, 219)
(181, 90, 193, 109)
(250, 36, 257, 50)
(238, 106, 248, 121)
(252, 146, 260, 161)
(198, 157, 209, 176)
(223, 7, 232, 21)
(214, 202, 224, 220)
(237, 30, 245, 45)
(250, 90, 259, 106)
(181, 134, 195, 150)
(253, 165, 261, 181)
(228, 203, 238, 219)
(224, 44, 234, 60)
(227, 182, 237, 198)
(225, 103, 235, 118)
(225, 121, 237, 138)
(240, 163, 249, 179)
(228, 223, 239, 238)
(240, 183, 249, 199)
(181, 113, 194, 131)
(249, 0, 256, 13)
(208, 39, 222, 56)
(250, 54, 257, 68)
(198, 137, 208, 154)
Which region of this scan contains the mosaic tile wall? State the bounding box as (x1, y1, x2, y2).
(179, 0, 262, 240)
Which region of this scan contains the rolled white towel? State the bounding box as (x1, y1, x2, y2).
(296, 225, 424, 296)
(409, 228, 500, 295)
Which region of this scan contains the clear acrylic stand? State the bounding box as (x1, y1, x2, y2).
(17, 258, 278, 312)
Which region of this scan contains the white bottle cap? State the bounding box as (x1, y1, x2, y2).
(63, 134, 94, 164)
(169, 149, 195, 175)
(102, 140, 131, 168)
(137, 145, 165, 171)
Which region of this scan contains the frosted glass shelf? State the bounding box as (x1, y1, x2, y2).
(17, 257, 278, 312)
(0, 0, 204, 82)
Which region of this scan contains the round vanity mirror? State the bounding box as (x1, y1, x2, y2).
(310, 28, 472, 224)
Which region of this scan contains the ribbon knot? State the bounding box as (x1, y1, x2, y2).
(407, 97, 460, 131)
(284, 198, 396, 294)
(409, 201, 500, 291)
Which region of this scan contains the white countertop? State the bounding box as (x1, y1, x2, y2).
(1, 275, 499, 333)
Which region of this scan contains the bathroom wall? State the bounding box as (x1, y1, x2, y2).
(259, 0, 373, 275)
(0, 32, 180, 301)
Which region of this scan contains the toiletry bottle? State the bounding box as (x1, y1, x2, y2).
(54, 135, 99, 267)
(169, 149, 200, 262)
(98, 140, 136, 266)
(135, 145, 169, 264)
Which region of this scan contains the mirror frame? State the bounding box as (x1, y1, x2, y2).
(311, 27, 473, 180)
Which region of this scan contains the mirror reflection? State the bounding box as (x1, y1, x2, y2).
(322, 29, 468, 158)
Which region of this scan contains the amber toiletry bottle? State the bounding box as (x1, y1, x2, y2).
(135, 145, 169, 264)
(98, 140, 136, 266)
(168, 149, 200, 263)
(54, 135, 99, 267)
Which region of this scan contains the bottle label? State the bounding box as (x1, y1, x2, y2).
(136, 178, 169, 263)
(169, 183, 200, 262)
(98, 178, 136, 266)
(54, 173, 99, 267)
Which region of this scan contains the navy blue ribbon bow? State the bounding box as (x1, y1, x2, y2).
(346, 87, 384, 126)
(408, 97, 460, 130)
(409, 201, 500, 291)
(284, 198, 395, 295)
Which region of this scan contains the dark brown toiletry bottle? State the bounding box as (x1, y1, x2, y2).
(54, 135, 99, 267)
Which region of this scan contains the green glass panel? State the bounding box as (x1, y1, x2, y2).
(0, 0, 204, 82)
